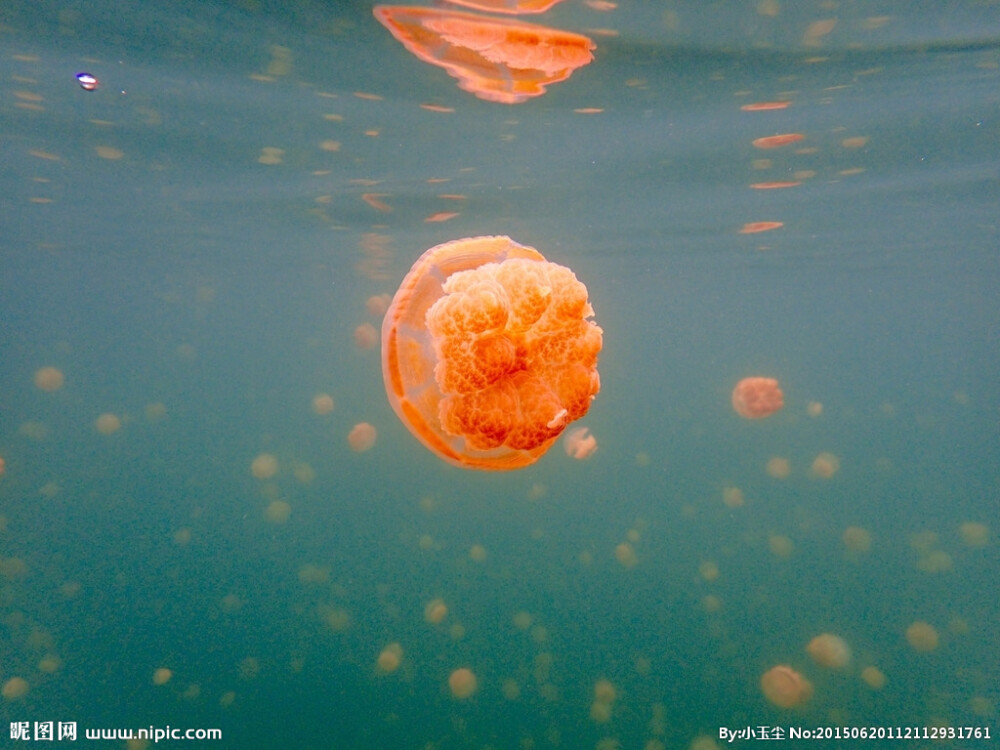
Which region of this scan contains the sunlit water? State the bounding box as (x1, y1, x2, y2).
(1, 1, 998, 748)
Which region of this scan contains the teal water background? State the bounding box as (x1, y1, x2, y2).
(1, 1, 998, 748)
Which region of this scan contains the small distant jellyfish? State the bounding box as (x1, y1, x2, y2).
(811, 451, 840, 478)
(347, 422, 377, 452)
(1, 676, 30, 700)
(76, 73, 99, 91)
(448, 667, 477, 699)
(152, 667, 173, 685)
(760, 665, 812, 709)
(563, 426, 597, 459)
(768, 534, 795, 558)
(95, 413, 122, 435)
(905, 621, 939, 652)
(806, 633, 852, 669)
(34, 366, 65, 392)
(614, 542, 637, 568)
(589, 699, 612, 723)
(959, 521, 989, 547)
(842, 526, 872, 554)
(722, 486, 744, 508)
(376, 643, 403, 674)
(424, 598, 448, 624)
(593, 678, 616, 704)
(766, 457, 791, 479)
(250, 453, 279, 480)
(861, 666, 887, 690)
(354, 322, 378, 350)
(732, 377, 784, 419)
(311, 393, 335, 415)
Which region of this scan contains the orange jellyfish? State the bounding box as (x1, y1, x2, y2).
(741, 101, 791, 112)
(381, 235, 602, 470)
(860, 666, 887, 689)
(376, 643, 404, 674)
(806, 633, 852, 669)
(732, 377, 784, 419)
(739, 221, 784, 234)
(348, 422, 378, 452)
(1, 677, 29, 700)
(810, 451, 840, 478)
(373, 6, 595, 104)
(152, 668, 173, 686)
(905, 621, 939, 652)
(760, 665, 813, 708)
(563, 426, 597, 459)
(354, 322, 378, 350)
(443, 0, 566, 14)
(34, 366, 65, 392)
(448, 667, 478, 699)
(752, 133, 805, 149)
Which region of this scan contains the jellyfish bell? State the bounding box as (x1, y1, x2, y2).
(752, 133, 806, 149)
(806, 633, 852, 669)
(905, 621, 939, 652)
(376, 643, 403, 674)
(448, 667, 478, 699)
(382, 236, 602, 470)
(442, 0, 566, 13)
(760, 665, 813, 709)
(348, 422, 378, 452)
(732, 377, 784, 419)
(373, 6, 595, 104)
(563, 425, 597, 459)
(34, 366, 65, 392)
(1, 677, 29, 700)
(860, 666, 887, 689)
